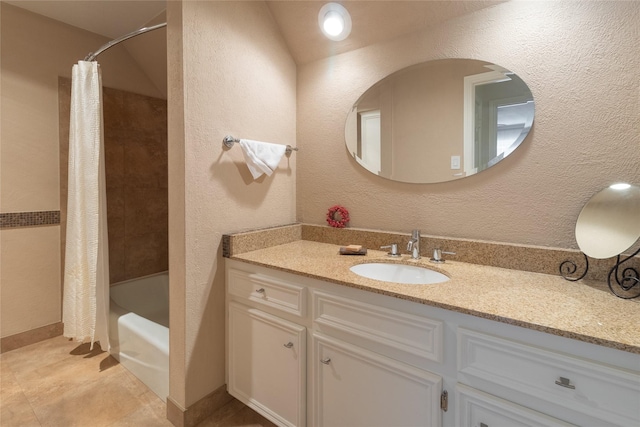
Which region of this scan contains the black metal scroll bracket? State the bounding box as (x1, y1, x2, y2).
(608, 246, 640, 299)
(561, 248, 640, 299)
(560, 252, 589, 282)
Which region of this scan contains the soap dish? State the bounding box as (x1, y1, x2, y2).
(339, 247, 367, 256)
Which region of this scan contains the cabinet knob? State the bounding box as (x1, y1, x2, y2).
(554, 377, 576, 389)
(255, 288, 265, 294)
(283, 342, 294, 349)
(320, 357, 331, 365)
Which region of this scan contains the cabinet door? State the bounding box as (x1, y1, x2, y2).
(312, 333, 442, 427)
(228, 302, 306, 427)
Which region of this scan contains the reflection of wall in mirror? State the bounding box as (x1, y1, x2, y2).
(397, 61, 488, 182)
(357, 60, 488, 183)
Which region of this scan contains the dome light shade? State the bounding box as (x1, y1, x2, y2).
(319, 3, 352, 41)
(610, 183, 632, 190)
(323, 11, 344, 36)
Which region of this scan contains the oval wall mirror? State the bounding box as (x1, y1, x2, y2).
(575, 183, 640, 259)
(344, 58, 535, 184)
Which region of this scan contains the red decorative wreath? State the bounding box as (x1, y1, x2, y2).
(326, 205, 350, 228)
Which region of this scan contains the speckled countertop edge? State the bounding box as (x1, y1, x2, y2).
(228, 240, 640, 355)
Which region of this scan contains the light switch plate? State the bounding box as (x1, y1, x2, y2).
(451, 155, 461, 170)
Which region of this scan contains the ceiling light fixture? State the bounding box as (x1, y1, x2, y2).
(610, 183, 631, 190)
(319, 3, 352, 41)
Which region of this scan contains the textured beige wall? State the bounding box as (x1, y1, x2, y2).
(297, 0, 640, 249)
(0, 227, 60, 337)
(168, 0, 296, 408)
(167, 0, 186, 407)
(1, 3, 163, 213)
(0, 3, 164, 338)
(121, 10, 168, 99)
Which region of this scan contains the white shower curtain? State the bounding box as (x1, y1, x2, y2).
(63, 61, 110, 350)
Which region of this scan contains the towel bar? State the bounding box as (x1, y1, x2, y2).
(223, 135, 298, 155)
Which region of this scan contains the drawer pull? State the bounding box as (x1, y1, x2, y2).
(283, 342, 294, 349)
(255, 288, 265, 294)
(555, 377, 576, 389)
(480, 423, 488, 427)
(321, 357, 331, 365)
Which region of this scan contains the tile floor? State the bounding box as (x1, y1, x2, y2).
(1, 336, 276, 427)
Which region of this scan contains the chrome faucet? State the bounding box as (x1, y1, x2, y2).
(407, 229, 421, 259)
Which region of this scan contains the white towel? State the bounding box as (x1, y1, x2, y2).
(239, 139, 287, 179)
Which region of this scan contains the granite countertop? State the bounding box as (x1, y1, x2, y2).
(229, 240, 640, 354)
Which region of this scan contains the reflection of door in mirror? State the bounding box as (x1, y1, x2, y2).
(359, 110, 381, 174)
(488, 97, 534, 168)
(465, 71, 534, 174)
(472, 97, 482, 176)
(495, 100, 534, 159)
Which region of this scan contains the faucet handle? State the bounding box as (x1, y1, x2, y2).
(380, 244, 400, 257)
(431, 248, 456, 263)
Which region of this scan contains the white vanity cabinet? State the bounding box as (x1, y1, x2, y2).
(226, 268, 307, 427)
(226, 259, 640, 427)
(227, 261, 447, 427)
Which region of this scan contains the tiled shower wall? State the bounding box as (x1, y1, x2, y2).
(59, 78, 168, 284)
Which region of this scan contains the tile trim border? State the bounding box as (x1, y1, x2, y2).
(0, 210, 61, 229)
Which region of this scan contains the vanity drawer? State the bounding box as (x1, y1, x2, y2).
(458, 328, 640, 426)
(456, 383, 575, 427)
(313, 290, 443, 364)
(228, 268, 306, 317)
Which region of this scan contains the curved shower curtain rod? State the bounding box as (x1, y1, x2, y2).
(84, 22, 167, 62)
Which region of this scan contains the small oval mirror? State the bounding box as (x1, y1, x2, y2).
(575, 183, 640, 259)
(345, 58, 535, 184)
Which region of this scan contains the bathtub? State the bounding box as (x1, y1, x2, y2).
(109, 272, 169, 401)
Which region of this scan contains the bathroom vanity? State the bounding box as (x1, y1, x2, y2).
(225, 238, 640, 427)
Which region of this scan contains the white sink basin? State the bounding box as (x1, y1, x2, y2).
(349, 263, 449, 285)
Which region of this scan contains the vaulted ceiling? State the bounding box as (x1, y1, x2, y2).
(4, 0, 167, 39)
(7, 1, 503, 65)
(267, 1, 503, 64)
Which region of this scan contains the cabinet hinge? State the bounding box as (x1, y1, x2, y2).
(440, 390, 448, 412)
